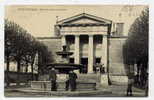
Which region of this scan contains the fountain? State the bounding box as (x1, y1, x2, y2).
(47, 45, 83, 73)
(31, 45, 90, 91)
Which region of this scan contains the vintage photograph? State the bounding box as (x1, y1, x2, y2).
(4, 5, 148, 97)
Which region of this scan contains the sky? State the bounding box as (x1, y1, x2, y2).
(5, 5, 147, 37)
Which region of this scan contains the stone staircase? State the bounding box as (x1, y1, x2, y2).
(76, 74, 100, 83)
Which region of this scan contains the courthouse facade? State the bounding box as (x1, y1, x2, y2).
(56, 13, 111, 74)
(38, 13, 128, 76)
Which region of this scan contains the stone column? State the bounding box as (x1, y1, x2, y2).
(61, 35, 66, 46)
(74, 35, 80, 64)
(101, 35, 107, 72)
(74, 35, 80, 73)
(88, 35, 94, 73)
(101, 35, 108, 86)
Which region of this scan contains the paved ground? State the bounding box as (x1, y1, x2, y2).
(4, 85, 146, 97)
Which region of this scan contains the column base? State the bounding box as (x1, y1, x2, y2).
(87, 65, 94, 74)
(87, 71, 94, 74)
(74, 70, 80, 74)
(100, 74, 108, 86)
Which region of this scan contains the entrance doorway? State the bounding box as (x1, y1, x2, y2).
(81, 58, 88, 73)
(94, 58, 101, 73)
(69, 58, 74, 63)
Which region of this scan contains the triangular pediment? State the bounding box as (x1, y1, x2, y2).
(66, 17, 103, 24)
(57, 13, 112, 25)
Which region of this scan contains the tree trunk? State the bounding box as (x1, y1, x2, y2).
(17, 60, 21, 86)
(25, 62, 28, 85)
(137, 64, 140, 84)
(31, 64, 34, 81)
(25, 62, 28, 73)
(6, 56, 10, 72)
(6, 56, 10, 86)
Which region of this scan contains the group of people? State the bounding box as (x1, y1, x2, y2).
(95, 63, 105, 74)
(49, 67, 78, 91)
(49, 67, 148, 96)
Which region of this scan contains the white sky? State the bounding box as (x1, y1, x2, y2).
(5, 5, 146, 37)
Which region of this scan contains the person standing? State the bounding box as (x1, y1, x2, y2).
(49, 67, 57, 91)
(69, 70, 78, 91)
(145, 72, 148, 96)
(127, 74, 134, 96)
(100, 64, 105, 74)
(65, 74, 69, 91)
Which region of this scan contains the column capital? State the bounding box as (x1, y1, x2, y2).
(88, 34, 94, 37)
(75, 34, 80, 37)
(61, 34, 66, 37)
(102, 35, 108, 37)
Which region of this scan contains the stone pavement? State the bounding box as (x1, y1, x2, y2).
(4, 85, 146, 97)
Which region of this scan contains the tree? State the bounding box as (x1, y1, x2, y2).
(123, 8, 149, 86)
(5, 19, 18, 72)
(5, 19, 54, 85)
(5, 20, 40, 84)
(37, 42, 54, 75)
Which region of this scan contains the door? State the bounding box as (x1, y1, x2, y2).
(81, 58, 88, 73)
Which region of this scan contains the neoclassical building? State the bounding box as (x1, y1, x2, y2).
(38, 13, 129, 83)
(55, 13, 112, 74)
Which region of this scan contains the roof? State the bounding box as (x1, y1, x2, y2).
(37, 37, 61, 39)
(57, 13, 112, 25)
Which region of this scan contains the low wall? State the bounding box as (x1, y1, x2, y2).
(5, 71, 38, 83)
(38, 74, 100, 83)
(31, 81, 96, 91)
(109, 75, 128, 85)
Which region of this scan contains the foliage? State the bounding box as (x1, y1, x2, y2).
(123, 8, 149, 87)
(5, 19, 54, 82)
(123, 8, 149, 65)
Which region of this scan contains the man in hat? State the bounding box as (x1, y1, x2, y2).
(49, 67, 57, 91)
(69, 70, 78, 91)
(65, 73, 69, 91)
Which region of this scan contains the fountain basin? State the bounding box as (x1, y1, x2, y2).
(56, 51, 73, 56)
(47, 63, 83, 69)
(47, 63, 83, 73)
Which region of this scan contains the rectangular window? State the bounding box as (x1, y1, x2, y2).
(116, 23, 124, 36)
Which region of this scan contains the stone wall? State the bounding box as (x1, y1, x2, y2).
(108, 37, 127, 75)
